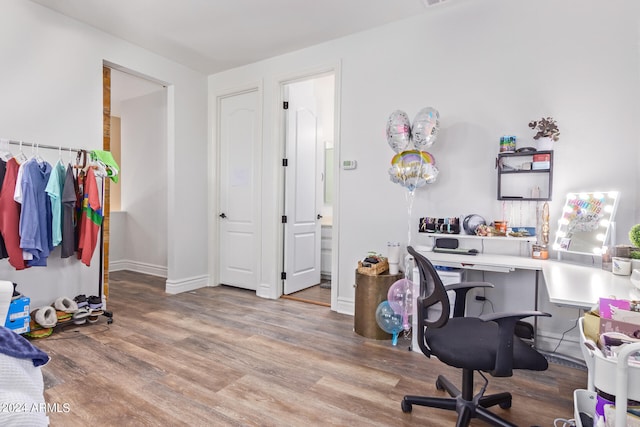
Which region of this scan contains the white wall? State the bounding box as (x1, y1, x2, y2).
(0, 0, 208, 306)
(208, 0, 640, 356)
(112, 90, 168, 277)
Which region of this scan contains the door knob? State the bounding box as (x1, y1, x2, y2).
(317, 214, 323, 220)
(219, 213, 227, 218)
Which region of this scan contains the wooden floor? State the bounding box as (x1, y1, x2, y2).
(33, 271, 587, 426)
(281, 283, 331, 306)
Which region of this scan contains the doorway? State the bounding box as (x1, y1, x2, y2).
(281, 72, 335, 305)
(105, 65, 168, 279)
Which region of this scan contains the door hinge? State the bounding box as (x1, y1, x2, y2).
(281, 215, 287, 223)
(281, 272, 287, 280)
(283, 101, 289, 110)
(282, 158, 288, 167)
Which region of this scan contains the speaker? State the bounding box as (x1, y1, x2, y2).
(435, 238, 458, 249)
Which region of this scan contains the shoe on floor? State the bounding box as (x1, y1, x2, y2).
(88, 296, 102, 310)
(73, 308, 90, 325)
(74, 294, 88, 309)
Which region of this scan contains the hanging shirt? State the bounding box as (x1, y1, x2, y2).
(45, 160, 66, 247)
(0, 159, 25, 269)
(13, 160, 33, 261)
(19, 159, 53, 266)
(77, 168, 102, 266)
(0, 160, 9, 260)
(90, 150, 119, 183)
(60, 164, 77, 258)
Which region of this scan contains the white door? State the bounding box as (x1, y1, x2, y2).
(283, 79, 323, 294)
(218, 90, 260, 290)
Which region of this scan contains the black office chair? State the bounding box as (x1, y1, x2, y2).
(402, 246, 550, 427)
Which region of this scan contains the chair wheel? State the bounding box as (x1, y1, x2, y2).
(499, 399, 512, 409)
(401, 400, 412, 413)
(435, 378, 444, 391)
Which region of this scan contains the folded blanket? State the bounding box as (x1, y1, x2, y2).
(0, 326, 49, 367)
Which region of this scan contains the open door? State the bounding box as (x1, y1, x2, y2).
(282, 75, 333, 295)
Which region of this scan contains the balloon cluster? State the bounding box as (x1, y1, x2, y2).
(375, 278, 414, 346)
(386, 108, 440, 191)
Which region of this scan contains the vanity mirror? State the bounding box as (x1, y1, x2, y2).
(552, 191, 619, 256)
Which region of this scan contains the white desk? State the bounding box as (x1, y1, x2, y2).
(416, 248, 640, 310)
(542, 261, 640, 309)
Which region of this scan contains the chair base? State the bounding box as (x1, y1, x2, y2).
(401, 371, 516, 427)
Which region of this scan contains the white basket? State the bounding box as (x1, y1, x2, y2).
(573, 389, 596, 427)
(578, 317, 640, 427)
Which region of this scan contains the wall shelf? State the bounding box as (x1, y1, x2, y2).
(497, 150, 553, 201)
(421, 233, 537, 243)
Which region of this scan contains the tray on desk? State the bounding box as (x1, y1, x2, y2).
(432, 247, 477, 256)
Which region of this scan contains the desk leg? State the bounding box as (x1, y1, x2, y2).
(534, 270, 539, 348)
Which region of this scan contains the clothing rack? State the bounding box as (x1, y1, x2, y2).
(1, 138, 85, 154)
(0, 137, 113, 324)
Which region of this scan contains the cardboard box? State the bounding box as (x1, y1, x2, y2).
(600, 317, 640, 339)
(584, 311, 600, 343)
(533, 153, 551, 162)
(4, 316, 30, 334)
(6, 296, 30, 322)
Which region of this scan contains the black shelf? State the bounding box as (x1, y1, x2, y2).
(497, 150, 553, 201)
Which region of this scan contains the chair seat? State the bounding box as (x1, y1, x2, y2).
(426, 317, 548, 372)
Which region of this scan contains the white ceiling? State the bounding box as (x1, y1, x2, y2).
(29, 0, 449, 74)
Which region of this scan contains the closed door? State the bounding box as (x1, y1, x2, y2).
(218, 90, 260, 290)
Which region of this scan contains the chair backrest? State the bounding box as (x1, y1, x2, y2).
(408, 246, 451, 357)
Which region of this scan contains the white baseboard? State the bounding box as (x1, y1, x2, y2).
(109, 260, 168, 278)
(336, 297, 354, 316)
(165, 274, 210, 294)
(256, 282, 277, 299)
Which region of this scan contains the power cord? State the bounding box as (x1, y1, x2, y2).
(478, 296, 495, 315)
(551, 310, 580, 353)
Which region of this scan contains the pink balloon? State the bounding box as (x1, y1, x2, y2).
(387, 278, 414, 330)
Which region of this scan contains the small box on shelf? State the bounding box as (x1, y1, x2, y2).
(532, 161, 550, 170)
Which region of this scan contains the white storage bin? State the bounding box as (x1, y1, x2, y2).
(573, 389, 596, 427)
(578, 317, 640, 427)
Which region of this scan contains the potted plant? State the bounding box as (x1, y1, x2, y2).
(629, 224, 640, 270)
(528, 117, 560, 150)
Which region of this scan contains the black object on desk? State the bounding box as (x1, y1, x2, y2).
(433, 247, 478, 256)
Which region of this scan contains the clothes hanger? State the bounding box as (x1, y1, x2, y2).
(35, 143, 45, 164)
(0, 139, 12, 161)
(14, 141, 28, 164)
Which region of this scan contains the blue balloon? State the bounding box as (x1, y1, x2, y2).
(375, 301, 403, 336)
